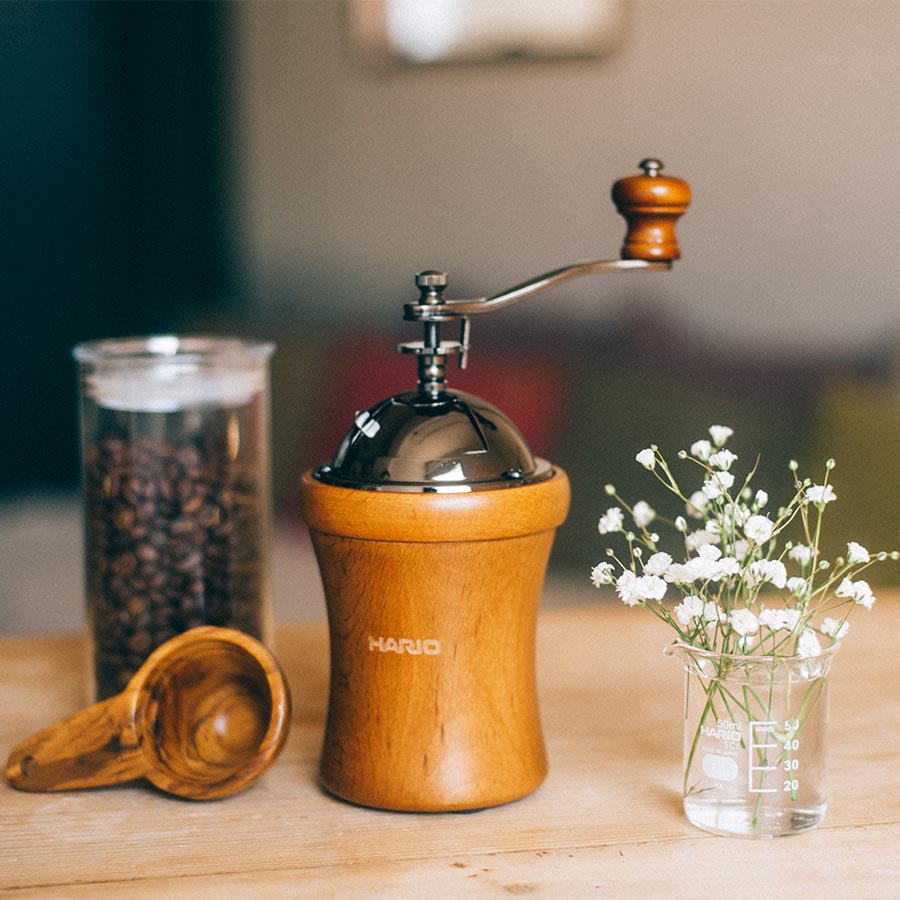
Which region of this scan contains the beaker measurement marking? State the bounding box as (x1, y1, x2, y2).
(748, 720, 782, 794)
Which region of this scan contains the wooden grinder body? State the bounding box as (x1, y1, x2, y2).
(300, 469, 570, 811)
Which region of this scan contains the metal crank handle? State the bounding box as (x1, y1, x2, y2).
(403, 159, 691, 323)
(404, 258, 667, 321)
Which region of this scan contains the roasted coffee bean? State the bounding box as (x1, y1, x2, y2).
(84, 430, 266, 699)
(134, 543, 157, 563)
(126, 594, 151, 616)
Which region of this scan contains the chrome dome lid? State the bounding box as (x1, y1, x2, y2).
(314, 389, 553, 493)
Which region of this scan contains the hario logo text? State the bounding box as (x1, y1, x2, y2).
(368, 636, 442, 655)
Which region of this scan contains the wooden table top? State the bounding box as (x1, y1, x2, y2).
(2, 597, 900, 898)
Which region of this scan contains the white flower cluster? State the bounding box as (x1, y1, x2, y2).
(835, 577, 875, 609)
(591, 425, 896, 658)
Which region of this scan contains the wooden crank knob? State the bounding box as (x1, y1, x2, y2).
(611, 159, 691, 261)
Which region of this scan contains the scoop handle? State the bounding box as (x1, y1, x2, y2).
(5, 691, 147, 792)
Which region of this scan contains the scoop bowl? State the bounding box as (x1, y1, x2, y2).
(6, 626, 291, 800)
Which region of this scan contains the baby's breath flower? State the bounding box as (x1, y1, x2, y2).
(690, 439, 712, 461)
(702, 470, 734, 500)
(835, 577, 875, 609)
(805, 484, 837, 507)
(786, 576, 811, 599)
(685, 529, 720, 552)
(709, 449, 738, 471)
(663, 563, 693, 585)
(667, 547, 737, 585)
(685, 559, 715, 584)
(615, 571, 640, 606)
(598, 507, 624, 534)
(685, 550, 733, 584)
(709, 425, 734, 446)
(754, 490, 768, 509)
(730, 538, 750, 561)
(729, 608, 759, 637)
(797, 629, 823, 658)
(632, 500, 656, 529)
(759, 607, 801, 631)
(643, 551, 673, 577)
(674, 595, 704, 626)
(744, 515, 774, 545)
(635, 448, 656, 470)
(821, 617, 850, 640)
(616, 571, 667, 607)
(746, 559, 788, 589)
(714, 556, 741, 580)
(852, 580, 875, 610)
(835, 577, 855, 598)
(590, 562, 615, 588)
(789, 544, 814, 566)
(721, 502, 749, 530)
(697, 544, 722, 562)
(847, 541, 870, 564)
(674, 516, 688, 533)
(702, 600, 725, 624)
(686, 491, 708, 519)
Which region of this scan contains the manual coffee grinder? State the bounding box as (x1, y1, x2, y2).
(300, 160, 691, 811)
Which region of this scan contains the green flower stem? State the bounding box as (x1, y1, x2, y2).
(747, 683, 766, 828)
(683, 696, 712, 796)
(684, 672, 750, 796)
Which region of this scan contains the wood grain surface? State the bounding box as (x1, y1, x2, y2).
(2, 599, 900, 898)
(301, 470, 570, 812)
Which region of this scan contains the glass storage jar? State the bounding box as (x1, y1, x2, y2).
(73, 336, 275, 700)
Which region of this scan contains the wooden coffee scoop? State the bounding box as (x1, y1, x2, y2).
(5, 626, 291, 800)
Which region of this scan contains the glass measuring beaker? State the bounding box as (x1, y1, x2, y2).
(73, 336, 275, 700)
(666, 640, 838, 838)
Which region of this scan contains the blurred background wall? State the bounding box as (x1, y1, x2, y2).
(234, 0, 900, 354)
(4, 0, 900, 594)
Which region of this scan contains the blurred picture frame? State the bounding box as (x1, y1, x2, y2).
(345, 0, 626, 68)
